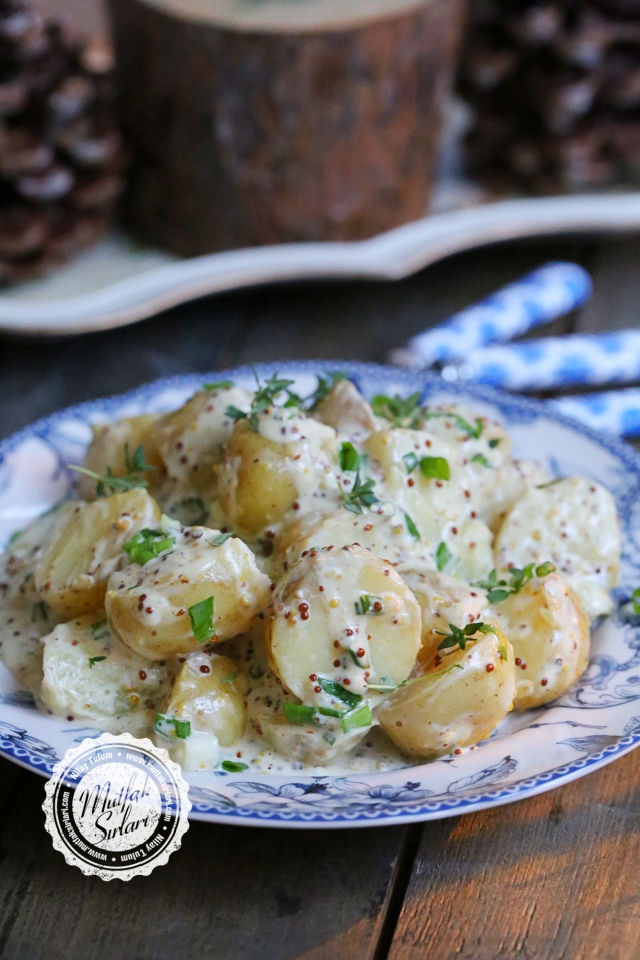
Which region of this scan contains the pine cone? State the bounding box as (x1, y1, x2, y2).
(458, 0, 640, 194)
(0, 0, 125, 284)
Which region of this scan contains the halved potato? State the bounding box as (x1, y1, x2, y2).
(377, 626, 516, 758)
(494, 477, 620, 618)
(261, 713, 368, 766)
(106, 527, 271, 659)
(266, 545, 422, 710)
(481, 459, 552, 534)
(399, 569, 487, 662)
(419, 403, 512, 466)
(493, 571, 590, 709)
(313, 379, 377, 441)
(78, 415, 165, 500)
(217, 409, 338, 538)
(161, 651, 248, 746)
(39, 613, 174, 734)
(34, 488, 160, 619)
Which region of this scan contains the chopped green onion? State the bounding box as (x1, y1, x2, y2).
(317, 677, 362, 710)
(535, 561, 556, 578)
(436, 541, 455, 572)
(221, 760, 248, 772)
(403, 452, 419, 474)
(88, 656, 107, 668)
(90, 619, 110, 640)
(365, 676, 398, 693)
(404, 512, 420, 541)
(123, 528, 174, 566)
(354, 594, 384, 616)
(420, 456, 450, 481)
(339, 441, 361, 472)
(207, 532, 234, 547)
(203, 380, 234, 391)
(154, 713, 191, 739)
(348, 644, 370, 669)
(372, 393, 422, 429)
(318, 706, 344, 718)
(188, 596, 215, 644)
(284, 703, 318, 725)
(470, 453, 490, 468)
(341, 704, 372, 734)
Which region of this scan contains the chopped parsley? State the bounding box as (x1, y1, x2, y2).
(470, 453, 491, 468)
(154, 714, 191, 739)
(425, 410, 483, 439)
(339, 441, 361, 473)
(317, 677, 362, 710)
(207, 532, 234, 547)
(404, 512, 420, 541)
(188, 596, 215, 644)
(355, 594, 384, 616)
(70, 443, 156, 497)
(340, 471, 379, 514)
(226, 371, 296, 431)
(488, 438, 500, 449)
(88, 656, 107, 668)
(436, 621, 494, 652)
(123, 528, 175, 566)
(420, 456, 450, 481)
(203, 380, 234, 391)
(221, 760, 249, 773)
(474, 563, 556, 603)
(372, 392, 422, 428)
(436, 541, 455, 573)
(341, 703, 372, 734)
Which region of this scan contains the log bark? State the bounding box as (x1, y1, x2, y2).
(107, 0, 465, 255)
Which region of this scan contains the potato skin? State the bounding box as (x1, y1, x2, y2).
(79, 415, 165, 500)
(400, 569, 487, 662)
(312, 379, 377, 441)
(106, 527, 271, 659)
(163, 651, 248, 746)
(261, 714, 368, 766)
(34, 489, 160, 619)
(266, 545, 422, 708)
(39, 613, 174, 733)
(494, 572, 590, 709)
(378, 628, 516, 759)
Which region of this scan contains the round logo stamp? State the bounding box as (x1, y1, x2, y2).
(43, 732, 190, 881)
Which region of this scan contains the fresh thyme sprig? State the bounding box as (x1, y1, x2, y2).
(69, 443, 156, 497)
(436, 621, 494, 652)
(371, 392, 422, 428)
(339, 471, 379, 514)
(474, 562, 556, 604)
(424, 410, 484, 439)
(226, 370, 297, 431)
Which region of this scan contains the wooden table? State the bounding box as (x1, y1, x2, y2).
(1, 235, 639, 960)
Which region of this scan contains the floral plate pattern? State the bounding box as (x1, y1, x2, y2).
(1, 361, 640, 829)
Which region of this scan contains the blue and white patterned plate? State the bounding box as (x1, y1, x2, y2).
(2, 361, 640, 829)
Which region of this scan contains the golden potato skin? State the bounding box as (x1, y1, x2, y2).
(106, 528, 272, 659)
(266, 545, 422, 708)
(79, 415, 165, 500)
(378, 628, 516, 759)
(164, 651, 248, 746)
(218, 422, 298, 536)
(34, 488, 160, 619)
(400, 569, 487, 662)
(494, 572, 590, 710)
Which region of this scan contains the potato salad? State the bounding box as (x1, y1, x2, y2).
(0, 372, 621, 774)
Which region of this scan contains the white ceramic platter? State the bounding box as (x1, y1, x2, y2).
(1, 361, 640, 828)
(3, 193, 640, 335)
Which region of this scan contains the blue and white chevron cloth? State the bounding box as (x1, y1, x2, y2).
(550, 388, 640, 435)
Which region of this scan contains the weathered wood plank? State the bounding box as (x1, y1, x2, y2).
(387, 745, 640, 960)
(0, 771, 407, 960)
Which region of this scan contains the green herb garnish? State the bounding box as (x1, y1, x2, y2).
(420, 456, 450, 481)
(372, 392, 422, 428)
(470, 453, 490, 468)
(188, 596, 215, 644)
(30, 601, 48, 622)
(425, 410, 483, 439)
(339, 441, 361, 473)
(365, 676, 398, 693)
(284, 703, 318, 725)
(474, 563, 556, 603)
(8, 529, 22, 546)
(536, 478, 562, 489)
(355, 594, 384, 616)
(318, 706, 344, 718)
(317, 677, 362, 710)
(340, 472, 379, 514)
(207, 532, 234, 547)
(404, 512, 420, 541)
(403, 452, 419, 474)
(632, 588, 640, 616)
(90, 619, 110, 640)
(219, 669, 239, 686)
(226, 371, 296, 431)
(436, 541, 455, 573)
(488, 438, 500, 449)
(436, 621, 494, 652)
(154, 714, 191, 739)
(309, 372, 349, 409)
(70, 443, 156, 497)
(323, 731, 336, 745)
(221, 760, 249, 773)
(341, 704, 372, 734)
(203, 380, 234, 391)
(88, 656, 107, 668)
(123, 528, 175, 566)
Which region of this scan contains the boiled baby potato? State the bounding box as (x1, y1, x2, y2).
(494, 477, 620, 618)
(0, 507, 67, 694)
(420, 403, 512, 466)
(481, 459, 552, 534)
(266, 545, 421, 710)
(261, 712, 369, 766)
(106, 526, 271, 659)
(217, 409, 338, 538)
(493, 572, 590, 710)
(156, 383, 252, 493)
(313, 378, 377, 441)
(40, 613, 174, 734)
(378, 626, 516, 759)
(400, 569, 487, 661)
(34, 488, 160, 619)
(161, 651, 248, 746)
(78, 415, 164, 500)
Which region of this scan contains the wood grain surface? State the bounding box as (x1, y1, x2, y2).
(0, 235, 638, 960)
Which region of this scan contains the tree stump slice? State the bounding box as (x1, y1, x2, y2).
(107, 0, 465, 255)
